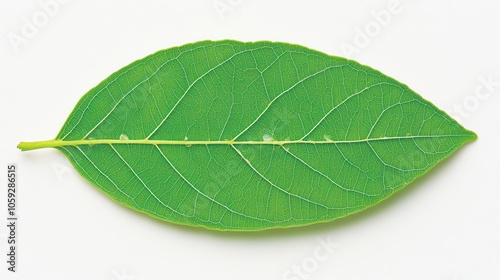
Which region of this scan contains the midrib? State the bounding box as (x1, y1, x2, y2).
(17, 134, 469, 151)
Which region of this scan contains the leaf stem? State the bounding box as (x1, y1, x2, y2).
(17, 140, 61, 151)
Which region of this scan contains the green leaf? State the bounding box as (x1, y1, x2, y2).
(18, 40, 476, 231)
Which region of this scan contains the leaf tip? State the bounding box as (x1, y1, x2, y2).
(466, 129, 478, 142)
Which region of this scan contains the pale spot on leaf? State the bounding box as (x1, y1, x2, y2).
(262, 134, 273, 141)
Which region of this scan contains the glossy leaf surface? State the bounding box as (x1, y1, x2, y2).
(18, 40, 476, 231)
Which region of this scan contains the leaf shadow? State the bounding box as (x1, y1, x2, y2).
(152, 146, 471, 240)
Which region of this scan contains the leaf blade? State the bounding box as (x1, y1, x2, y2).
(20, 40, 476, 231)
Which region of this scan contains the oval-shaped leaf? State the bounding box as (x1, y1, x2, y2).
(18, 40, 476, 231)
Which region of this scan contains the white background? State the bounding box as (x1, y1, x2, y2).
(1, 1, 499, 279)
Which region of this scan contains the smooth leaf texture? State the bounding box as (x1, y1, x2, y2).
(18, 40, 476, 231)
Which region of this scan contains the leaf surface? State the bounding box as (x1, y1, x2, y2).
(18, 40, 476, 231)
